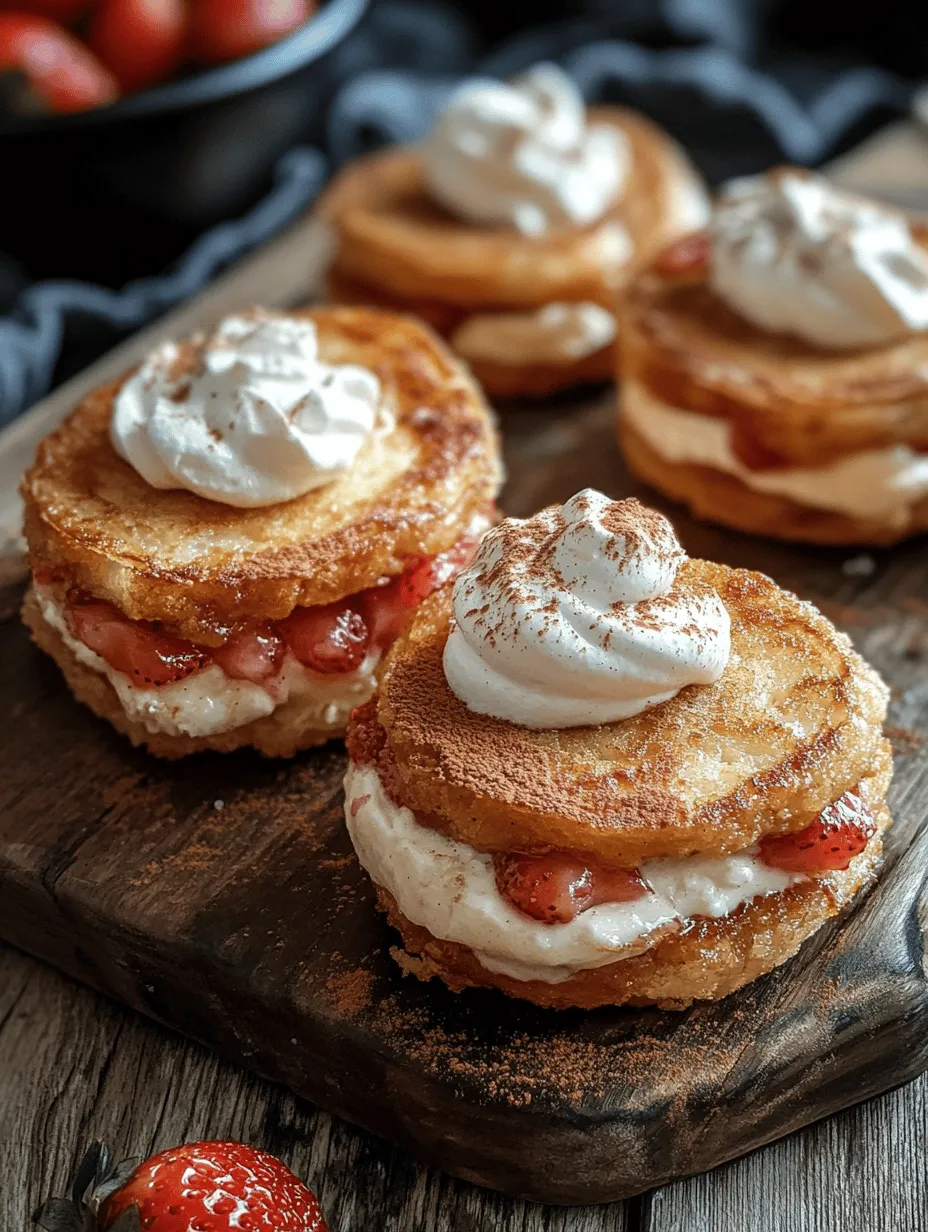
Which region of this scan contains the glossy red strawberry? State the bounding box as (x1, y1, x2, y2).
(89, 0, 188, 94)
(213, 624, 285, 684)
(398, 534, 480, 608)
(495, 850, 649, 924)
(192, 0, 312, 63)
(68, 595, 208, 686)
(36, 1140, 328, 1232)
(0, 13, 118, 113)
(363, 535, 481, 649)
(759, 791, 877, 873)
(278, 598, 370, 674)
(654, 231, 711, 278)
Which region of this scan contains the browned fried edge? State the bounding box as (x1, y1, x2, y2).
(22, 306, 502, 640)
(376, 805, 889, 1009)
(368, 566, 891, 863)
(320, 106, 706, 312)
(620, 415, 928, 547)
(616, 251, 928, 466)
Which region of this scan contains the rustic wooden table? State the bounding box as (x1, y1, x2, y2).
(2, 942, 926, 1230)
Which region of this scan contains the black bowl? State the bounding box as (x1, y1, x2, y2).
(0, 0, 369, 286)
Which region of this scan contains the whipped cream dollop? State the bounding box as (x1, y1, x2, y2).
(422, 63, 629, 236)
(710, 170, 928, 349)
(111, 312, 381, 508)
(442, 489, 731, 729)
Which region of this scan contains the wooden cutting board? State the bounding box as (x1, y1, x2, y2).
(2, 382, 928, 1205)
(3, 154, 928, 1201)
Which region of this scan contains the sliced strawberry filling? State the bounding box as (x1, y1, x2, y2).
(361, 532, 480, 649)
(348, 701, 878, 924)
(653, 231, 711, 278)
(758, 791, 876, 873)
(495, 851, 649, 924)
(55, 532, 480, 690)
(278, 599, 369, 675)
(69, 597, 209, 687)
(493, 793, 876, 926)
(212, 624, 285, 684)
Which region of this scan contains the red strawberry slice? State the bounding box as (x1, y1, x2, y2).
(398, 533, 480, 608)
(36, 1139, 327, 1232)
(654, 231, 711, 278)
(68, 596, 208, 687)
(495, 850, 649, 924)
(363, 533, 481, 650)
(32, 565, 62, 586)
(278, 599, 370, 674)
(759, 791, 877, 873)
(213, 624, 285, 684)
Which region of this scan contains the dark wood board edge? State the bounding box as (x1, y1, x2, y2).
(3, 806, 928, 1206)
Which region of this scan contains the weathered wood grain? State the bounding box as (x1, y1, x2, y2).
(3, 941, 926, 1230)
(2, 393, 928, 1206)
(643, 1080, 928, 1232)
(0, 944, 630, 1232)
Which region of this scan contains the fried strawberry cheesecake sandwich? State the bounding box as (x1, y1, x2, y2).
(21, 306, 501, 758)
(321, 63, 708, 398)
(619, 168, 928, 544)
(344, 489, 892, 1008)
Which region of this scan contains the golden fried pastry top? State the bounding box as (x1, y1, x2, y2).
(319, 108, 701, 310)
(620, 232, 928, 467)
(22, 307, 501, 643)
(373, 560, 890, 865)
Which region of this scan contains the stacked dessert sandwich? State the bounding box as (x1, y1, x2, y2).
(344, 491, 891, 1008)
(618, 168, 928, 544)
(322, 63, 708, 397)
(21, 307, 502, 757)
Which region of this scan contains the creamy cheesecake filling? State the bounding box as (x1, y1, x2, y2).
(344, 761, 805, 985)
(451, 301, 617, 367)
(623, 379, 928, 523)
(35, 585, 381, 739)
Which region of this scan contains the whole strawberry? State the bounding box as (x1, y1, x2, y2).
(35, 1140, 328, 1232)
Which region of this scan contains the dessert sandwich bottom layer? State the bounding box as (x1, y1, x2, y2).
(620, 385, 928, 545)
(344, 761, 889, 1009)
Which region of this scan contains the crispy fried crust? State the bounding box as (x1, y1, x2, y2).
(620, 416, 928, 546)
(459, 344, 614, 399)
(617, 250, 928, 468)
(326, 266, 615, 398)
(378, 803, 888, 1008)
(22, 587, 350, 758)
(319, 107, 706, 311)
(373, 562, 891, 864)
(21, 307, 502, 644)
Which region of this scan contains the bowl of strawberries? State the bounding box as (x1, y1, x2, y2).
(0, 0, 368, 283)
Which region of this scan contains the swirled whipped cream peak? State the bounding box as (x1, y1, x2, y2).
(110, 312, 381, 508)
(422, 62, 629, 236)
(442, 489, 731, 729)
(709, 169, 928, 349)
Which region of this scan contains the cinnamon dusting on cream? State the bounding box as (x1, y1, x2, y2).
(442, 489, 730, 729)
